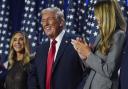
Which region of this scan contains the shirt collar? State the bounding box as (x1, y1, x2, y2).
(50, 30, 65, 44)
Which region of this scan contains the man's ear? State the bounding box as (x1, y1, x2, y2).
(59, 21, 64, 27)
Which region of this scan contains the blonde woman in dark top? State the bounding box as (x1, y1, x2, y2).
(5, 31, 31, 89)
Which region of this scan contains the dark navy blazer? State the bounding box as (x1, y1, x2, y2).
(120, 30, 128, 89)
(28, 32, 84, 89)
(0, 65, 7, 89)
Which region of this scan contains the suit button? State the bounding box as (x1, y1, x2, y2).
(122, 51, 126, 54)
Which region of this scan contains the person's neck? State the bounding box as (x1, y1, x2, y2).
(16, 52, 24, 61)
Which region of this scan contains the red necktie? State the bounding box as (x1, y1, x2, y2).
(46, 39, 57, 89)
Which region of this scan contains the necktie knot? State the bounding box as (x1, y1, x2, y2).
(51, 39, 57, 45)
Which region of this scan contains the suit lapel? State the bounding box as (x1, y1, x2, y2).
(39, 41, 50, 83)
(53, 32, 69, 71)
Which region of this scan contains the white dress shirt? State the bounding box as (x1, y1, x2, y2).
(49, 30, 65, 61)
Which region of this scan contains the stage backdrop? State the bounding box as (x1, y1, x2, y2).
(0, 0, 128, 64)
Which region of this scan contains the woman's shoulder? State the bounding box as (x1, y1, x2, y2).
(114, 30, 125, 37)
(23, 57, 35, 71)
(112, 30, 125, 41)
(109, 30, 126, 47)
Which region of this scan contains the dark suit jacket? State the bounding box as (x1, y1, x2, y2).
(0, 65, 7, 89)
(120, 30, 128, 89)
(28, 32, 84, 89)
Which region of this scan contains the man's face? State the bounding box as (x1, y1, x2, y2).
(41, 11, 61, 39)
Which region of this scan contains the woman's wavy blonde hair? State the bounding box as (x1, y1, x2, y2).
(8, 31, 30, 69)
(94, 0, 126, 55)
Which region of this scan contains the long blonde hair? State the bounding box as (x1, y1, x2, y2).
(94, 0, 126, 55)
(8, 32, 30, 69)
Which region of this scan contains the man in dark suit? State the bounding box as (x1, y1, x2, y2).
(28, 7, 84, 89)
(120, 30, 128, 89)
(0, 57, 7, 89)
(0, 65, 7, 89)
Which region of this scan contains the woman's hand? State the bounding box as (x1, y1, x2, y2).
(71, 37, 91, 60)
